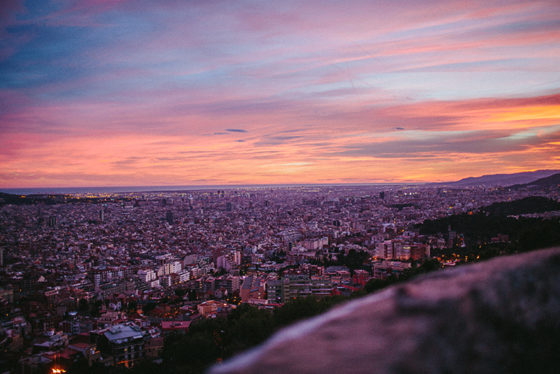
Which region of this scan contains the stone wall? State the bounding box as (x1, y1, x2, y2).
(210, 248, 560, 374)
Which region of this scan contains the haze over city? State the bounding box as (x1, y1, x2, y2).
(1, 0, 559, 188)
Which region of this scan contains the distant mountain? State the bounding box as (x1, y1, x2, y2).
(512, 172, 560, 189)
(434, 170, 560, 187)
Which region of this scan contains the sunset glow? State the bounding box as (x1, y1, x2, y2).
(1, 0, 559, 187)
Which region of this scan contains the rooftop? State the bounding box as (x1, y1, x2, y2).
(104, 324, 144, 344)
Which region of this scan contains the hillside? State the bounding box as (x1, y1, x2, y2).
(512, 172, 560, 189)
(433, 169, 559, 187)
(418, 196, 560, 260)
(482, 196, 560, 216)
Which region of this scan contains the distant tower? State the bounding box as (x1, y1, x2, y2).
(48, 216, 57, 227)
(233, 250, 241, 266)
(379, 191, 385, 200)
(99, 208, 104, 223)
(166, 211, 174, 225)
(448, 226, 456, 248)
(0, 247, 4, 267)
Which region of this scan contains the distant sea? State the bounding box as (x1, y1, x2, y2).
(0, 183, 403, 195)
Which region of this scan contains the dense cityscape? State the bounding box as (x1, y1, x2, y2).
(1, 174, 559, 373)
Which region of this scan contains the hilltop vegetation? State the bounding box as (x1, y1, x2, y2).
(419, 196, 560, 260)
(481, 196, 560, 216)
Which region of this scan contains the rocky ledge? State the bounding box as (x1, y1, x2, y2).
(210, 248, 560, 374)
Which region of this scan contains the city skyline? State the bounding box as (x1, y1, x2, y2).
(1, 0, 560, 188)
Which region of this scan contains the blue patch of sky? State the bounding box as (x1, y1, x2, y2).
(0, 5, 166, 90)
(15, 0, 60, 21)
(0, 26, 92, 89)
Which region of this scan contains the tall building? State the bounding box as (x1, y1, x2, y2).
(266, 279, 284, 303)
(96, 323, 147, 368)
(267, 275, 333, 303)
(233, 250, 242, 266)
(166, 211, 174, 225)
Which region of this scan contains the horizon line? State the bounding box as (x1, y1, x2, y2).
(0, 182, 425, 194)
(2, 169, 558, 193)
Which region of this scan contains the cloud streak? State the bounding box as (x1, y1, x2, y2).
(0, 0, 559, 186)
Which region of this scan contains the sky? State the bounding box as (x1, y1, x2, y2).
(1, 0, 559, 187)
